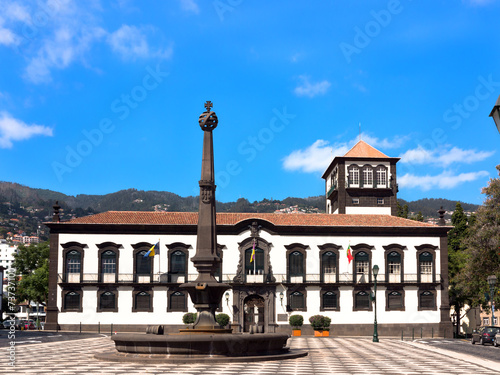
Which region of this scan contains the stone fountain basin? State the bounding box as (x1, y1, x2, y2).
(111, 332, 290, 356)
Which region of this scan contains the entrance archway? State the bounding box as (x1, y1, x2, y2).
(243, 295, 265, 332)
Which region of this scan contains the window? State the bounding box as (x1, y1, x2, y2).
(419, 252, 433, 283)
(288, 251, 304, 282)
(170, 251, 186, 274)
(377, 198, 384, 205)
(483, 317, 490, 326)
(63, 291, 81, 311)
(354, 291, 370, 310)
(322, 291, 338, 310)
(99, 291, 117, 311)
(495, 317, 499, 325)
(169, 250, 187, 283)
(135, 250, 152, 283)
(352, 198, 359, 205)
(376, 167, 387, 187)
(66, 250, 81, 274)
(321, 251, 337, 283)
(363, 167, 373, 187)
(419, 290, 436, 310)
(289, 291, 305, 310)
(134, 291, 152, 312)
(169, 291, 187, 312)
(348, 165, 359, 186)
(387, 291, 404, 310)
(355, 251, 369, 283)
(100, 250, 117, 283)
(65, 250, 82, 283)
(245, 246, 264, 276)
(387, 251, 401, 283)
(102, 251, 116, 274)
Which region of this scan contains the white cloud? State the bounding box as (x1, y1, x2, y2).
(107, 25, 172, 61)
(283, 140, 340, 173)
(0, 1, 172, 83)
(282, 133, 409, 173)
(25, 25, 106, 84)
(361, 133, 410, 149)
(294, 76, 331, 98)
(0, 27, 18, 46)
(399, 146, 494, 167)
(399, 170, 489, 191)
(179, 0, 200, 14)
(5, 3, 31, 23)
(0, 111, 53, 148)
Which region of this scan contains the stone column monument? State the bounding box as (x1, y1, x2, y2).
(179, 101, 231, 332)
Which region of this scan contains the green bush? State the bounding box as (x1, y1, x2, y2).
(309, 315, 331, 331)
(289, 314, 304, 329)
(182, 312, 197, 325)
(216, 313, 230, 328)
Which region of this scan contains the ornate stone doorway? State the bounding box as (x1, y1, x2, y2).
(244, 295, 265, 332)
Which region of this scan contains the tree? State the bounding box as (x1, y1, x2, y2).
(396, 201, 403, 217)
(447, 202, 471, 337)
(12, 242, 50, 312)
(402, 204, 409, 219)
(457, 166, 500, 310)
(414, 211, 424, 222)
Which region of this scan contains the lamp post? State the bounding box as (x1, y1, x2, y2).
(490, 94, 500, 134)
(372, 264, 379, 342)
(487, 275, 497, 325)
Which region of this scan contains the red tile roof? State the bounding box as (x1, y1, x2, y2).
(61, 211, 437, 228)
(343, 140, 389, 158)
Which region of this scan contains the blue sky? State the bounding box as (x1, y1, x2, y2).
(0, 0, 499, 205)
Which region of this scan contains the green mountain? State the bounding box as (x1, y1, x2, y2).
(0, 181, 480, 242)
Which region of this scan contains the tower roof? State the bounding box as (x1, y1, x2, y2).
(343, 140, 389, 158)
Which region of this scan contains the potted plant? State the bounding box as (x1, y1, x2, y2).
(309, 315, 331, 337)
(289, 314, 303, 336)
(215, 313, 230, 328)
(322, 316, 331, 337)
(182, 312, 197, 326)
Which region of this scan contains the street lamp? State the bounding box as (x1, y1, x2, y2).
(372, 264, 379, 342)
(490, 94, 500, 134)
(487, 275, 497, 325)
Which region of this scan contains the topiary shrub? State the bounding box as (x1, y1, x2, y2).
(182, 312, 197, 325)
(289, 314, 304, 329)
(309, 315, 331, 331)
(215, 313, 230, 328)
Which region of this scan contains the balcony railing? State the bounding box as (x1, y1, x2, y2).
(326, 184, 337, 198)
(58, 273, 440, 285)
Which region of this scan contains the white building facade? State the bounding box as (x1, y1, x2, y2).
(46, 212, 451, 336)
(45, 140, 452, 336)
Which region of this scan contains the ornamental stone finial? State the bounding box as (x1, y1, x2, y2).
(199, 101, 218, 130)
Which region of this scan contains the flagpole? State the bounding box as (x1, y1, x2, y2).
(254, 239, 256, 275)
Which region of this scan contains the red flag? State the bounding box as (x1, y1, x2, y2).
(347, 244, 353, 264)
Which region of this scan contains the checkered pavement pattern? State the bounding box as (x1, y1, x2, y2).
(2, 336, 496, 374)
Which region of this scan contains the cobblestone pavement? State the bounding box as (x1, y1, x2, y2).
(2, 336, 499, 374)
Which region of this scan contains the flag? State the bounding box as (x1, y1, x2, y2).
(144, 241, 160, 257)
(250, 239, 256, 263)
(347, 244, 353, 264)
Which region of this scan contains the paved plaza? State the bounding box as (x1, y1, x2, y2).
(2, 335, 499, 374)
